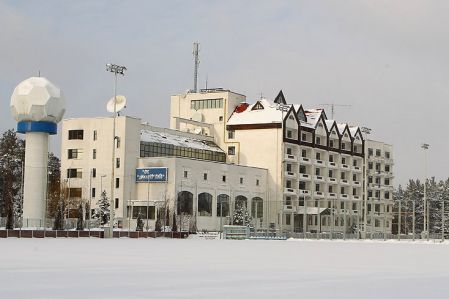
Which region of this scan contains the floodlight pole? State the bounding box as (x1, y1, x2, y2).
(421, 143, 429, 240)
(106, 63, 127, 236)
(361, 127, 371, 239)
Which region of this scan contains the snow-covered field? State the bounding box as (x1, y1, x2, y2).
(1, 238, 449, 298)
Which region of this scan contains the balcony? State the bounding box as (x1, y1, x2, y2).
(352, 166, 362, 172)
(285, 171, 297, 179)
(352, 195, 361, 200)
(283, 205, 296, 212)
(314, 175, 325, 182)
(341, 179, 350, 186)
(314, 159, 325, 167)
(341, 164, 350, 170)
(314, 191, 325, 199)
(352, 181, 361, 186)
(299, 157, 311, 165)
(298, 189, 311, 197)
(328, 193, 337, 199)
(328, 161, 338, 169)
(298, 173, 311, 181)
(284, 188, 297, 196)
(340, 194, 349, 200)
(284, 154, 297, 163)
(327, 177, 338, 184)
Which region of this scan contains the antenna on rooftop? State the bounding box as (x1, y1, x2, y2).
(319, 103, 351, 119)
(193, 42, 200, 92)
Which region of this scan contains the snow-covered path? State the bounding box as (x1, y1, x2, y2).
(1, 238, 448, 298)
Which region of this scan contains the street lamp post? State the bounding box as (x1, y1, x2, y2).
(106, 63, 127, 235)
(361, 127, 371, 239)
(421, 143, 429, 240)
(100, 174, 107, 227)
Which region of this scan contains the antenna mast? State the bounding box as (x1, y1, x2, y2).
(319, 103, 351, 119)
(193, 42, 200, 92)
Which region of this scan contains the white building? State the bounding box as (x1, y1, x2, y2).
(170, 89, 394, 234)
(60, 116, 267, 231)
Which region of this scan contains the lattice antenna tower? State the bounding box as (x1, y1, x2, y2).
(319, 103, 351, 119)
(193, 42, 200, 92)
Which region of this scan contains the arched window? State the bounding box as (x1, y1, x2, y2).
(251, 197, 263, 218)
(198, 192, 213, 216)
(235, 195, 247, 210)
(177, 191, 193, 215)
(217, 194, 230, 217)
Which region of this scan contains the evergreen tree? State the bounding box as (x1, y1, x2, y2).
(53, 200, 65, 230)
(172, 212, 178, 232)
(46, 153, 61, 219)
(136, 213, 144, 231)
(76, 204, 84, 230)
(0, 130, 25, 228)
(233, 203, 252, 227)
(93, 191, 110, 225)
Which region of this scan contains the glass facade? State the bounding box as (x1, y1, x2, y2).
(191, 98, 223, 110)
(140, 141, 226, 162)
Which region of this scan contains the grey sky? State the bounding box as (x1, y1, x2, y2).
(1, 0, 448, 186)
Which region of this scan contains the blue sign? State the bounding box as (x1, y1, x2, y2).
(136, 167, 168, 183)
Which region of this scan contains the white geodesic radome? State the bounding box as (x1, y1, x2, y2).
(10, 77, 66, 123)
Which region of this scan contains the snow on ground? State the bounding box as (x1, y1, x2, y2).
(1, 238, 449, 299)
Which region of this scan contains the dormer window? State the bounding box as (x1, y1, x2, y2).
(251, 101, 264, 110)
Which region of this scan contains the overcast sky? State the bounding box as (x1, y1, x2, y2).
(1, 0, 448, 186)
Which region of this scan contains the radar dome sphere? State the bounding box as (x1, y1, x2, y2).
(10, 77, 66, 123)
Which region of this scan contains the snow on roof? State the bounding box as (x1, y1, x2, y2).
(227, 98, 286, 125)
(349, 126, 360, 136)
(337, 123, 348, 133)
(140, 130, 224, 153)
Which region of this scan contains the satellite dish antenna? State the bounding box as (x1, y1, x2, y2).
(192, 112, 203, 122)
(107, 95, 127, 113)
(193, 127, 202, 134)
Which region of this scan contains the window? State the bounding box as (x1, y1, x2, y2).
(67, 188, 82, 198)
(68, 149, 82, 159)
(376, 163, 381, 171)
(353, 174, 357, 181)
(68, 130, 84, 140)
(115, 198, 119, 209)
(341, 172, 345, 180)
(341, 143, 346, 150)
(116, 158, 120, 168)
(139, 141, 226, 162)
(222, 175, 226, 182)
(299, 182, 305, 190)
(287, 130, 292, 138)
(177, 191, 193, 215)
(385, 151, 390, 159)
(368, 190, 373, 198)
(240, 177, 244, 184)
(91, 188, 96, 198)
(285, 214, 291, 225)
(93, 149, 97, 159)
(251, 197, 263, 218)
(219, 116, 223, 121)
(353, 160, 357, 167)
(92, 168, 96, 178)
(228, 146, 235, 155)
(329, 155, 334, 162)
(342, 157, 346, 164)
(385, 165, 390, 172)
(115, 178, 120, 188)
(93, 130, 97, 141)
(287, 148, 292, 155)
(183, 170, 188, 178)
(329, 170, 333, 177)
(256, 179, 260, 186)
(301, 133, 307, 141)
(203, 173, 208, 180)
(286, 180, 292, 188)
(315, 168, 320, 176)
(368, 162, 373, 170)
(368, 148, 373, 156)
(385, 178, 390, 185)
(198, 193, 213, 216)
(286, 164, 292, 172)
(328, 185, 333, 192)
(368, 176, 373, 183)
(228, 130, 235, 139)
(341, 187, 345, 194)
(299, 165, 306, 174)
(315, 184, 320, 192)
(330, 140, 334, 147)
(385, 192, 390, 199)
(217, 194, 230, 217)
(316, 137, 321, 145)
(191, 98, 223, 110)
(375, 177, 380, 184)
(302, 149, 307, 158)
(132, 206, 155, 219)
(116, 137, 121, 148)
(353, 188, 357, 195)
(67, 168, 82, 178)
(316, 152, 321, 160)
(376, 149, 381, 157)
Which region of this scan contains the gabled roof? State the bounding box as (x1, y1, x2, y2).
(251, 100, 265, 111)
(338, 123, 352, 139)
(349, 126, 364, 142)
(227, 98, 286, 126)
(293, 104, 307, 122)
(274, 90, 287, 105)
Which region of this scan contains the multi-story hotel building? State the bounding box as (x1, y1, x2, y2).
(170, 89, 394, 234)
